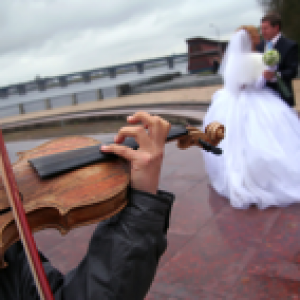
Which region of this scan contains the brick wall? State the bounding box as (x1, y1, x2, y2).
(187, 37, 226, 73)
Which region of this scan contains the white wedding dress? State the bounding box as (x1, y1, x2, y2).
(202, 29, 300, 209)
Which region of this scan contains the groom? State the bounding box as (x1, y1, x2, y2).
(257, 13, 299, 107)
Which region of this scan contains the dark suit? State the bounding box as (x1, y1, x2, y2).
(257, 35, 299, 107)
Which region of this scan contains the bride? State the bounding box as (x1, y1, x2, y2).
(202, 25, 300, 209)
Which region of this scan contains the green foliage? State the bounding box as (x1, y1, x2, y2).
(258, 0, 300, 54)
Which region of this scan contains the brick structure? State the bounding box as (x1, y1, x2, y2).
(186, 37, 227, 74)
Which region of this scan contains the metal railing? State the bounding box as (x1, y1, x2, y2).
(0, 54, 188, 99)
(0, 55, 188, 119)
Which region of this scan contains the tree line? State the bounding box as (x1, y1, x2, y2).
(258, 0, 300, 52)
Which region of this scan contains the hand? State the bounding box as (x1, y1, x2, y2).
(263, 70, 276, 81)
(101, 112, 171, 195)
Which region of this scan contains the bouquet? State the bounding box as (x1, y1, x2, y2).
(263, 50, 291, 98)
(263, 49, 280, 66)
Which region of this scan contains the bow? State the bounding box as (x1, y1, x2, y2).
(0, 129, 54, 300)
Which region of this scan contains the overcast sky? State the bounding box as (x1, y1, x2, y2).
(0, 0, 263, 86)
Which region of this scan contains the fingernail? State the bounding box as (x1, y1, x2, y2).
(101, 145, 108, 150)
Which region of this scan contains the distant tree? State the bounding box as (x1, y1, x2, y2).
(258, 0, 300, 52)
(258, 0, 281, 12)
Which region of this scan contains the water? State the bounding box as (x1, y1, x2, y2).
(0, 61, 188, 119)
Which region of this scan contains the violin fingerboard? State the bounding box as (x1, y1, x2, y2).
(29, 144, 117, 179)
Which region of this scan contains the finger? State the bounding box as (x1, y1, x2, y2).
(126, 111, 156, 128)
(114, 125, 152, 149)
(128, 112, 170, 143)
(149, 116, 171, 146)
(101, 144, 137, 161)
(127, 115, 149, 130)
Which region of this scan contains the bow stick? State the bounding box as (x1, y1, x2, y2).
(0, 129, 54, 300)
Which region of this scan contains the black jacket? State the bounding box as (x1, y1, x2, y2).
(0, 188, 174, 300)
(257, 35, 299, 107)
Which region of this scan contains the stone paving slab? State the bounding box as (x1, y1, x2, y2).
(28, 142, 300, 299)
(1, 108, 205, 131)
(2, 78, 300, 299)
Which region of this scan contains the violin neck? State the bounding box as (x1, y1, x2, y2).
(166, 125, 189, 142)
(29, 125, 189, 179)
(122, 125, 189, 149)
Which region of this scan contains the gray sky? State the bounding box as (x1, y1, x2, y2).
(0, 0, 263, 86)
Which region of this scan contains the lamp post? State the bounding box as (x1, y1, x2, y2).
(210, 23, 222, 58)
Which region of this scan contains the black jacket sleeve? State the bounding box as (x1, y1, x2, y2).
(0, 188, 174, 300)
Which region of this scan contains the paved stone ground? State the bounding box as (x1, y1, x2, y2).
(30, 142, 300, 299)
(2, 79, 300, 299)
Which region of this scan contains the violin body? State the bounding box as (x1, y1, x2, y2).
(0, 136, 130, 267)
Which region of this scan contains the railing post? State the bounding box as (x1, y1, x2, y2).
(116, 86, 122, 97)
(45, 98, 52, 110)
(18, 103, 25, 114)
(71, 94, 77, 105)
(136, 63, 144, 74)
(167, 57, 174, 69)
(97, 89, 103, 101)
(108, 68, 116, 78)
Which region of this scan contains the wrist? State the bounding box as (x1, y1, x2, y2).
(132, 183, 158, 196)
(131, 164, 162, 195)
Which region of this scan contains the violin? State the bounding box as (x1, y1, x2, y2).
(0, 122, 225, 268)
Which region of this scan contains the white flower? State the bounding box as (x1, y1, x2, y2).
(263, 50, 280, 66)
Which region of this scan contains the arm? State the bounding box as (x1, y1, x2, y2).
(279, 43, 299, 81)
(14, 112, 172, 300)
(264, 43, 299, 82)
(56, 188, 174, 300)
(58, 113, 173, 299)
(13, 188, 173, 300)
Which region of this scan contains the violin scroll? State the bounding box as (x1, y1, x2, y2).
(177, 122, 225, 152)
(204, 122, 225, 146)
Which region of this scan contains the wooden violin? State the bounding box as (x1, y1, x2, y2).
(0, 122, 225, 267)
